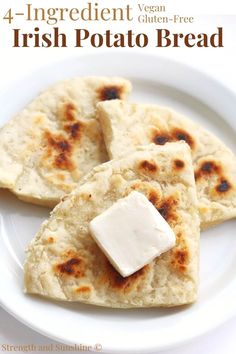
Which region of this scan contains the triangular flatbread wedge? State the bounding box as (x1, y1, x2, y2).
(24, 142, 200, 307)
(0, 77, 131, 207)
(97, 100, 236, 229)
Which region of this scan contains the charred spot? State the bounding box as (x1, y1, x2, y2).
(98, 85, 123, 101)
(195, 161, 221, 180)
(172, 129, 195, 149)
(157, 196, 178, 225)
(57, 258, 81, 275)
(62, 102, 77, 121)
(174, 159, 185, 170)
(57, 140, 71, 152)
(202, 161, 215, 173)
(148, 191, 159, 206)
(65, 122, 82, 139)
(216, 179, 231, 193)
(176, 250, 188, 264)
(45, 132, 72, 153)
(158, 203, 169, 220)
(139, 160, 157, 173)
(153, 134, 170, 145)
(171, 248, 189, 273)
(43, 131, 75, 170)
(103, 260, 148, 293)
(111, 267, 147, 290)
(54, 153, 75, 170)
(56, 257, 85, 278)
(55, 153, 66, 166)
(76, 286, 91, 293)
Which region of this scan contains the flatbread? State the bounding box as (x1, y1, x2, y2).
(97, 100, 236, 229)
(0, 77, 131, 207)
(24, 142, 200, 307)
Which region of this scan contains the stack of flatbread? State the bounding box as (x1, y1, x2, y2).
(0, 77, 235, 308)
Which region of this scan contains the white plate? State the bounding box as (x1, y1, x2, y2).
(0, 53, 236, 353)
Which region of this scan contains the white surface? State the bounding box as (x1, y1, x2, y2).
(0, 53, 236, 353)
(90, 191, 176, 277)
(1, 307, 236, 354)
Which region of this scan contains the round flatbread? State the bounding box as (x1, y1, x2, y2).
(0, 77, 131, 206)
(24, 142, 200, 308)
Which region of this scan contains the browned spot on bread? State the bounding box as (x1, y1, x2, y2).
(47, 237, 54, 244)
(173, 159, 185, 170)
(64, 122, 83, 139)
(195, 161, 221, 180)
(60, 102, 77, 121)
(45, 133, 72, 154)
(76, 286, 91, 293)
(148, 191, 160, 205)
(57, 140, 71, 152)
(156, 196, 179, 226)
(139, 160, 157, 173)
(172, 128, 195, 149)
(56, 257, 85, 278)
(57, 258, 80, 274)
(45, 131, 72, 153)
(44, 131, 75, 171)
(101, 260, 148, 294)
(130, 183, 161, 206)
(171, 247, 189, 273)
(152, 129, 194, 149)
(195, 160, 233, 196)
(153, 133, 170, 145)
(54, 153, 75, 170)
(98, 85, 123, 101)
(215, 179, 232, 193)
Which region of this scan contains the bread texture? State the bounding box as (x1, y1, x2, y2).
(97, 100, 236, 229)
(0, 77, 131, 207)
(24, 142, 200, 307)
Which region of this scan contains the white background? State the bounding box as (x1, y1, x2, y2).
(0, 0, 236, 353)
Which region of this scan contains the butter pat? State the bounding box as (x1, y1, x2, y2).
(89, 191, 176, 277)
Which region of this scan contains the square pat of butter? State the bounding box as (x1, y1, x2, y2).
(89, 191, 176, 277)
